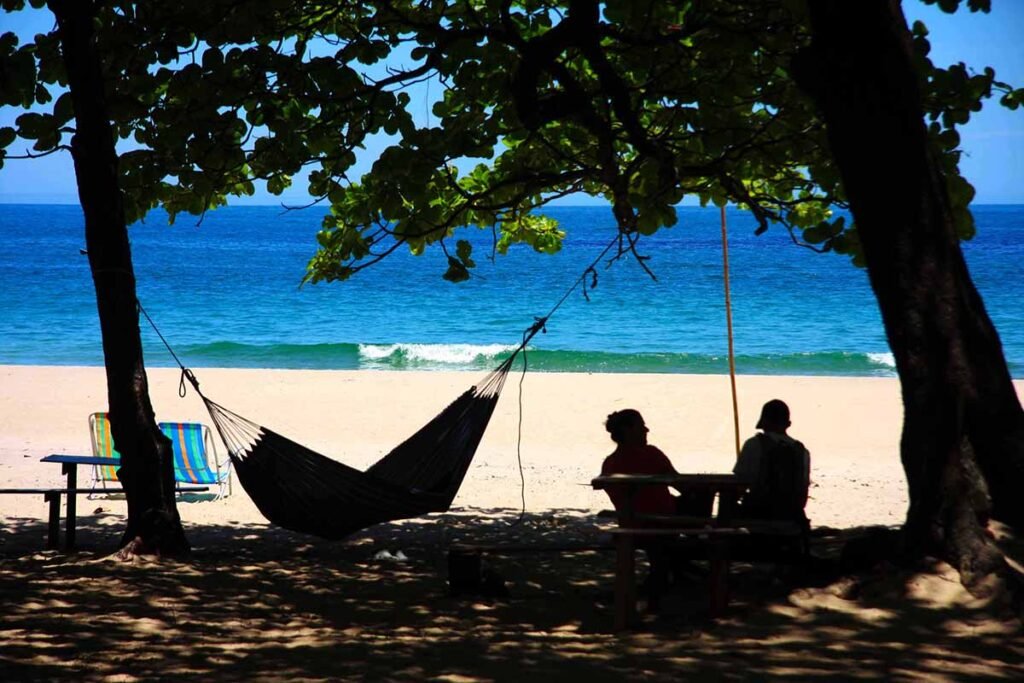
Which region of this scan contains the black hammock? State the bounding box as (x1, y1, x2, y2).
(186, 348, 519, 540)
(146, 234, 619, 541)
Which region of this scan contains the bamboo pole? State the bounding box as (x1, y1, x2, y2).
(720, 205, 741, 457)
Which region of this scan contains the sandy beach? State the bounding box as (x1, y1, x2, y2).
(1, 365, 916, 528)
(1, 365, 1021, 681)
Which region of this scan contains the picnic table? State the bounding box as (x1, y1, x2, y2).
(40, 454, 124, 549)
(591, 472, 750, 521)
(591, 472, 756, 629)
(0, 455, 207, 550)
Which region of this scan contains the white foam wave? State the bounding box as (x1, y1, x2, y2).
(866, 352, 896, 368)
(358, 342, 516, 364)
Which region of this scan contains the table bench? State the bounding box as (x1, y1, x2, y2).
(0, 483, 209, 550)
(0, 488, 76, 549)
(606, 517, 808, 629)
(592, 472, 808, 629)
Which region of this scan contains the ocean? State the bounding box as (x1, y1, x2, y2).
(1, 203, 1021, 378)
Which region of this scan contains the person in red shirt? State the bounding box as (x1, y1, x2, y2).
(600, 409, 678, 517)
(600, 409, 699, 612)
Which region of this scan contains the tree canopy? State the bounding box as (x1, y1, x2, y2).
(2, 0, 1018, 282)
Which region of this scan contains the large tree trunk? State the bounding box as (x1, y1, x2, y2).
(51, 0, 189, 555)
(794, 0, 1024, 588)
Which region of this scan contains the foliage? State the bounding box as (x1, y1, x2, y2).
(0, 0, 1018, 279)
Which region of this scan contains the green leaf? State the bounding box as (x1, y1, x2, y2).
(15, 112, 48, 138)
(52, 92, 74, 125)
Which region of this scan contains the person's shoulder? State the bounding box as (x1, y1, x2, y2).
(642, 444, 671, 461)
(645, 445, 677, 475)
(772, 433, 809, 455)
(781, 433, 808, 451)
(740, 434, 763, 454)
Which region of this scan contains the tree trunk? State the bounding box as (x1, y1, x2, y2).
(51, 0, 189, 555)
(793, 0, 1023, 589)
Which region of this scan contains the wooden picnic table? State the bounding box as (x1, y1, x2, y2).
(591, 472, 754, 629)
(40, 454, 120, 549)
(591, 472, 751, 521)
(34, 454, 206, 550)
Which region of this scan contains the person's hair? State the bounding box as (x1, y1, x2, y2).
(605, 409, 643, 444)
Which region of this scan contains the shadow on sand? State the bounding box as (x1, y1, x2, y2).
(0, 508, 1021, 681)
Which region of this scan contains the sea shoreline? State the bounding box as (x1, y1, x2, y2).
(0, 347, 905, 377)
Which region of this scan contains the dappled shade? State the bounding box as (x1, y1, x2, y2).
(0, 510, 1020, 681)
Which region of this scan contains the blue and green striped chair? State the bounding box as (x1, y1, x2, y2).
(158, 421, 232, 499)
(87, 413, 231, 498)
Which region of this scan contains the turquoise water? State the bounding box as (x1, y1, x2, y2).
(1, 203, 1021, 377)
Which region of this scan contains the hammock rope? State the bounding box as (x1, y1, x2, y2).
(138, 231, 623, 539)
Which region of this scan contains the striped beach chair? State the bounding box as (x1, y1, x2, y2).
(159, 421, 232, 499)
(88, 412, 122, 489)
(87, 413, 231, 498)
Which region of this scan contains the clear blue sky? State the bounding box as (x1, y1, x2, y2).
(0, 1, 1021, 205)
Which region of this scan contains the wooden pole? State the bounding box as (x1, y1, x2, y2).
(720, 206, 741, 457)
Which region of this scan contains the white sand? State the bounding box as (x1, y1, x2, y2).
(0, 364, 936, 529)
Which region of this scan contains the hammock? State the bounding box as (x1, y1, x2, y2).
(190, 353, 516, 540)
(142, 234, 622, 541)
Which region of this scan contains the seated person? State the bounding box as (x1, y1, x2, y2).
(734, 399, 811, 525)
(601, 409, 713, 518)
(600, 409, 704, 609)
(601, 409, 677, 519)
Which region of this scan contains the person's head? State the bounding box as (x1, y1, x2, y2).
(756, 399, 791, 434)
(605, 409, 648, 446)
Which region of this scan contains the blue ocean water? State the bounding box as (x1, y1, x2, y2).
(1, 203, 1021, 377)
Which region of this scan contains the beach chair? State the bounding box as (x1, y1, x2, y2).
(88, 412, 122, 492)
(87, 413, 231, 498)
(158, 421, 232, 499)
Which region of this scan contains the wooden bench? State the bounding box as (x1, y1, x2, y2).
(608, 516, 808, 630)
(634, 513, 810, 556)
(0, 488, 74, 549)
(0, 485, 209, 550)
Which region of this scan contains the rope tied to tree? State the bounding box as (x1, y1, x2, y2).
(136, 300, 202, 399)
(506, 230, 626, 523)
